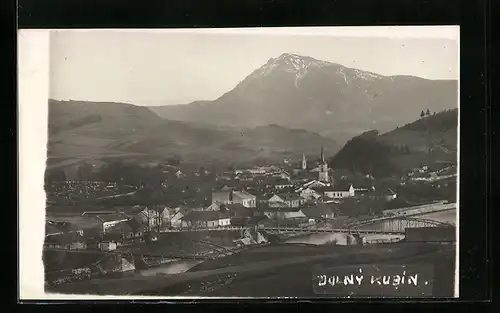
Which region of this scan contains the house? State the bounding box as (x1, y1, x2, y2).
(271, 170, 291, 180)
(301, 203, 336, 221)
(262, 207, 307, 220)
(303, 180, 330, 189)
(104, 218, 146, 242)
(321, 195, 339, 204)
(44, 221, 86, 250)
(96, 213, 130, 233)
(222, 203, 253, 218)
(211, 186, 235, 204)
(268, 193, 306, 208)
(98, 241, 117, 251)
(265, 178, 294, 190)
(184, 211, 232, 228)
(323, 182, 355, 199)
(170, 211, 191, 229)
(121, 205, 171, 230)
(299, 188, 323, 201)
(207, 202, 222, 211)
(232, 190, 257, 208)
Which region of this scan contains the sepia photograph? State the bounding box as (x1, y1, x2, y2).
(20, 26, 459, 298)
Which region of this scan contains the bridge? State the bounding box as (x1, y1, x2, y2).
(346, 216, 454, 234)
(380, 202, 456, 218)
(259, 213, 454, 236)
(259, 226, 405, 236)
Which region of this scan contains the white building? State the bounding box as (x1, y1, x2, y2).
(323, 183, 355, 199)
(268, 193, 306, 208)
(232, 190, 257, 208)
(96, 213, 130, 234)
(299, 188, 322, 201)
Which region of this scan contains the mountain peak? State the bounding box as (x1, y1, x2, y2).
(248, 53, 386, 87)
(248, 53, 335, 87)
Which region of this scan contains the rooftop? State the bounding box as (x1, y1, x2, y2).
(95, 213, 130, 223)
(275, 193, 304, 201)
(184, 210, 231, 222)
(301, 204, 336, 218)
(331, 181, 353, 191)
(232, 190, 256, 199)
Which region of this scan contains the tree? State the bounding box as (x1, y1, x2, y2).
(426, 109, 431, 116)
(420, 110, 425, 118)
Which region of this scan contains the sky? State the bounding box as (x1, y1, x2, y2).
(49, 27, 459, 106)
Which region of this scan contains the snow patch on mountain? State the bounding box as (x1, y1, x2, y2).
(249, 53, 385, 87)
(353, 69, 384, 81)
(337, 67, 349, 84)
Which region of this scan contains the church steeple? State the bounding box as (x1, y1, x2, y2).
(318, 143, 329, 183)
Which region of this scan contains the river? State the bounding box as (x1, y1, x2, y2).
(137, 260, 204, 277)
(132, 209, 457, 276)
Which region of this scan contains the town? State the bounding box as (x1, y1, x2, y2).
(44, 144, 457, 288)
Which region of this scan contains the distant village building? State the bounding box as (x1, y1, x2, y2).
(302, 180, 330, 189)
(268, 193, 306, 208)
(232, 190, 257, 208)
(44, 220, 86, 250)
(323, 182, 355, 199)
(104, 218, 145, 242)
(96, 213, 130, 234)
(265, 177, 294, 190)
(211, 187, 256, 208)
(184, 211, 232, 228)
(98, 241, 117, 252)
(211, 186, 235, 204)
(302, 154, 307, 170)
(301, 203, 337, 221)
(262, 207, 307, 220)
(170, 209, 190, 229)
(123, 205, 171, 230)
(299, 187, 322, 201)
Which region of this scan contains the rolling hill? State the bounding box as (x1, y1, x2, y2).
(329, 109, 458, 177)
(149, 53, 458, 144)
(46, 100, 339, 171)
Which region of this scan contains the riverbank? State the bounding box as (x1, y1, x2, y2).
(46, 242, 455, 296)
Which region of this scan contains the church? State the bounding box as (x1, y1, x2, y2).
(299, 144, 332, 184)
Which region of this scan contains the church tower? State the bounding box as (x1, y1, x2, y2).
(318, 144, 329, 182)
(301, 154, 307, 170)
